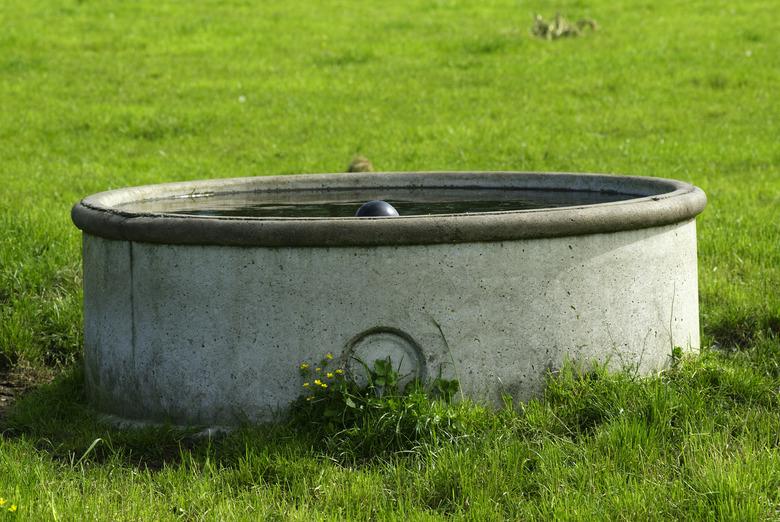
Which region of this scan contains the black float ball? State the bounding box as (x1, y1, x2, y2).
(355, 200, 399, 217)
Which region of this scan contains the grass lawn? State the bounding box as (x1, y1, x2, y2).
(1, 0, 779, 519)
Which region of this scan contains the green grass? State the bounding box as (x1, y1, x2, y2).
(3, 351, 779, 519)
(1, 0, 779, 519)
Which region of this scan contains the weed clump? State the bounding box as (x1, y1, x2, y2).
(532, 13, 598, 40)
(290, 354, 465, 461)
(347, 155, 373, 172)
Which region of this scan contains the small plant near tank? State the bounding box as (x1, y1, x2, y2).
(669, 345, 684, 370)
(297, 352, 347, 408)
(291, 353, 464, 459)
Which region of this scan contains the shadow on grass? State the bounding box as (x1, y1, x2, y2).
(0, 363, 316, 471)
(704, 312, 780, 350)
(3, 342, 778, 477)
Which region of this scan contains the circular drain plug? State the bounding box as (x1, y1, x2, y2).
(345, 328, 425, 387)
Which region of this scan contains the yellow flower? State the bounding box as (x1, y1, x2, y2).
(326, 372, 334, 379)
(320, 382, 328, 388)
(325, 353, 334, 360)
(8, 505, 17, 512)
(315, 367, 321, 373)
(302, 382, 310, 388)
(335, 369, 344, 375)
(299, 363, 309, 370)
(0, 498, 5, 506)
(314, 379, 322, 386)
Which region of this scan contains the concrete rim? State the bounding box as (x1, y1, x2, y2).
(71, 171, 707, 246)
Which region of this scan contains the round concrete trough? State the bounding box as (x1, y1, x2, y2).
(71, 172, 706, 428)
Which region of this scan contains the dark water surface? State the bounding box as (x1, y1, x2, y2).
(119, 188, 635, 218)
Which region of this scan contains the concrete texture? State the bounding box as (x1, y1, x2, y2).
(80, 215, 701, 427)
(75, 172, 706, 427)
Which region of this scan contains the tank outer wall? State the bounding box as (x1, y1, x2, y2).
(82, 220, 700, 427)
